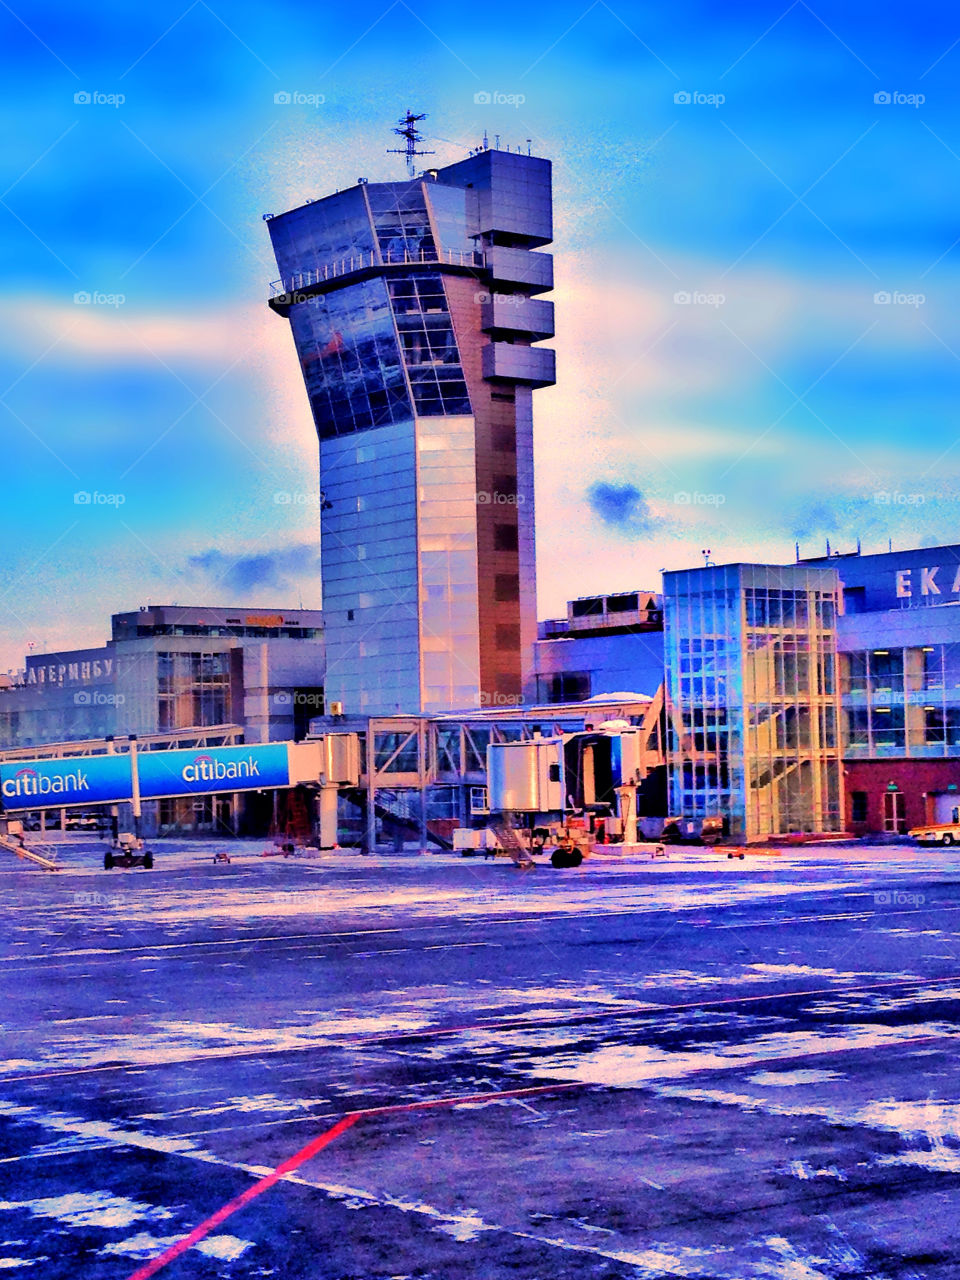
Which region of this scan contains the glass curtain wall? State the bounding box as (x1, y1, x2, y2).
(157, 651, 230, 730)
(841, 642, 960, 757)
(665, 564, 843, 838)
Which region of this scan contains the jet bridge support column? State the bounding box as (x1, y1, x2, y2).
(616, 784, 638, 845)
(318, 784, 339, 850)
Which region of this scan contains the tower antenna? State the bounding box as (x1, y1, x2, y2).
(388, 110, 436, 177)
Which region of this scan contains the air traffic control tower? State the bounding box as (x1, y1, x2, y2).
(266, 133, 555, 715)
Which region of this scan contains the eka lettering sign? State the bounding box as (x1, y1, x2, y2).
(895, 565, 960, 599)
(0, 754, 132, 808)
(137, 744, 290, 800)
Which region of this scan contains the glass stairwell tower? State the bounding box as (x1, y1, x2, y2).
(266, 146, 555, 715)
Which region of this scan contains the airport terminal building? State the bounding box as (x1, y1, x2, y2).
(536, 544, 960, 838)
(0, 605, 324, 751)
(804, 544, 960, 835)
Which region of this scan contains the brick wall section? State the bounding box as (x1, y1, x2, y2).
(844, 758, 960, 834)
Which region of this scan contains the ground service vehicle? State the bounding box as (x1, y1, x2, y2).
(910, 807, 960, 846)
(104, 832, 154, 870)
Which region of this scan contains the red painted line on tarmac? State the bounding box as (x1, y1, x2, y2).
(121, 1015, 955, 1280)
(124, 1082, 585, 1280)
(125, 1112, 361, 1280)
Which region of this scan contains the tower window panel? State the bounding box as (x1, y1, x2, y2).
(494, 524, 519, 552)
(438, 379, 469, 398)
(495, 574, 520, 602)
(442, 396, 472, 414)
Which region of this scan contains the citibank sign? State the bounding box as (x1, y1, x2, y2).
(895, 566, 960, 599)
(0, 754, 132, 807)
(0, 744, 292, 810)
(137, 744, 290, 800)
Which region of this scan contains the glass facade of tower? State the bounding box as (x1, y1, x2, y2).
(664, 563, 844, 839)
(267, 151, 555, 715)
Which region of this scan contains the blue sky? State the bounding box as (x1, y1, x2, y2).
(1, 0, 958, 669)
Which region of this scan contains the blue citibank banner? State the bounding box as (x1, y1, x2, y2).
(0, 754, 133, 808)
(137, 744, 290, 800)
(0, 743, 291, 810)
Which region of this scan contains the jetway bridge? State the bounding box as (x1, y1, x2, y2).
(0, 693, 664, 863)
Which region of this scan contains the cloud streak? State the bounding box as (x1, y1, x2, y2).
(187, 544, 321, 596)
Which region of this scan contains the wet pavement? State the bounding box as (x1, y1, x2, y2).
(1, 838, 959, 1278)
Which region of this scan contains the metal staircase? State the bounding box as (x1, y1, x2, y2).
(490, 820, 536, 870)
(0, 833, 60, 871)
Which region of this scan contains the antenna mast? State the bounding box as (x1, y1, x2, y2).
(388, 110, 435, 177)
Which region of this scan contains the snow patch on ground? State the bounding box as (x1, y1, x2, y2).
(100, 1233, 183, 1260)
(653, 1076, 960, 1183)
(748, 1069, 842, 1087)
(785, 1159, 847, 1181)
(520, 1022, 954, 1089)
(135, 1092, 328, 1122)
(0, 1100, 230, 1166)
(0, 1190, 172, 1230)
(754, 1234, 835, 1280)
(100, 1231, 254, 1262)
(194, 1234, 254, 1261)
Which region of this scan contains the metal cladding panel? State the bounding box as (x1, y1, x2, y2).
(320, 733, 361, 784)
(486, 245, 553, 292)
(487, 739, 563, 812)
(482, 343, 556, 387)
(434, 151, 552, 246)
(617, 730, 644, 783)
(481, 296, 555, 340)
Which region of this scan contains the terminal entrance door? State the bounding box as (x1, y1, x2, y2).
(882, 790, 906, 834)
(933, 794, 960, 825)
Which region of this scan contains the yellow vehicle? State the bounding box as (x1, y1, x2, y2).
(910, 806, 960, 846)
